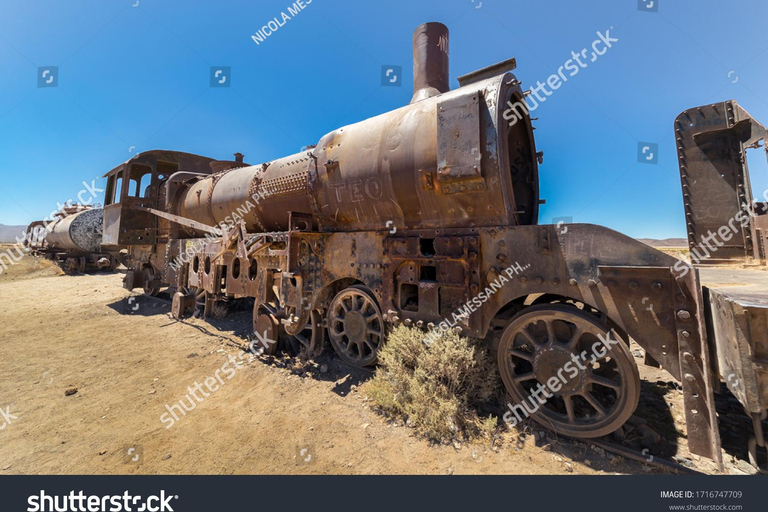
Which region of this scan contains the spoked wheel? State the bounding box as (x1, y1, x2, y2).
(171, 287, 196, 319)
(252, 302, 281, 356)
(327, 285, 384, 367)
(77, 257, 86, 274)
(143, 267, 160, 297)
(498, 304, 640, 438)
(193, 287, 210, 318)
(285, 310, 326, 359)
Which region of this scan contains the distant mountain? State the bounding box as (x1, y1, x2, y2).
(637, 238, 688, 248)
(0, 224, 27, 242)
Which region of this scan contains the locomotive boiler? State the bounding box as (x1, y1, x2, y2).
(97, 22, 768, 471)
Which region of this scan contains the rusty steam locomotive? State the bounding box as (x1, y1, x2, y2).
(95, 23, 768, 470)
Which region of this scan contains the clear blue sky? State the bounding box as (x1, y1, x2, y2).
(1, 0, 766, 239)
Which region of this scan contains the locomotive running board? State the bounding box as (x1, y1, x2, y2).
(137, 206, 221, 236)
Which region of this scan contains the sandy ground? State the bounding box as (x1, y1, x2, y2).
(0, 252, 757, 475)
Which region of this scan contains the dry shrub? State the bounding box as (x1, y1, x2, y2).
(366, 325, 500, 443)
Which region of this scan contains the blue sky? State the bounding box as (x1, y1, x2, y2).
(1, 0, 766, 239)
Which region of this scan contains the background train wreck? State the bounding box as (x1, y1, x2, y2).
(25, 204, 116, 273)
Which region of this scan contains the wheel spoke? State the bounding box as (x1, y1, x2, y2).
(508, 349, 533, 362)
(544, 319, 556, 344)
(294, 333, 308, 348)
(519, 327, 541, 349)
(513, 372, 536, 383)
(589, 374, 622, 391)
(566, 327, 584, 349)
(563, 395, 576, 423)
(581, 392, 607, 418)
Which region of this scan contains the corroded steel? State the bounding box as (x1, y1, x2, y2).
(25, 206, 115, 272)
(676, 101, 768, 264)
(92, 23, 768, 470)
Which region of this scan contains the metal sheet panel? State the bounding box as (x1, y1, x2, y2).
(437, 93, 482, 183)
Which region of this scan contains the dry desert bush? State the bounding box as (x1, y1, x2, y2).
(366, 325, 501, 443)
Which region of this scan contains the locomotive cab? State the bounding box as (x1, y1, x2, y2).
(102, 151, 216, 250)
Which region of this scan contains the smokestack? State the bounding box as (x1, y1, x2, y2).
(411, 22, 450, 104)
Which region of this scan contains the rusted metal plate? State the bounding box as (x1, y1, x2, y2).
(708, 289, 768, 413)
(675, 268, 723, 469)
(675, 101, 768, 264)
(436, 93, 483, 185)
(700, 267, 768, 414)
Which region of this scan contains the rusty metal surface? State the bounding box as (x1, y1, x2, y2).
(24, 206, 116, 273)
(90, 24, 768, 468)
(45, 208, 103, 254)
(700, 267, 768, 414)
(676, 101, 768, 264)
(411, 22, 450, 104)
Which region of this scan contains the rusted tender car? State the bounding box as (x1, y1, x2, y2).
(99, 23, 768, 470)
(25, 204, 116, 273)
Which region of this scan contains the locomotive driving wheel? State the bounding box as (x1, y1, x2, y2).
(252, 303, 281, 356)
(285, 310, 326, 358)
(252, 303, 326, 358)
(193, 287, 212, 318)
(142, 267, 160, 297)
(171, 287, 196, 319)
(498, 304, 640, 438)
(327, 285, 384, 367)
